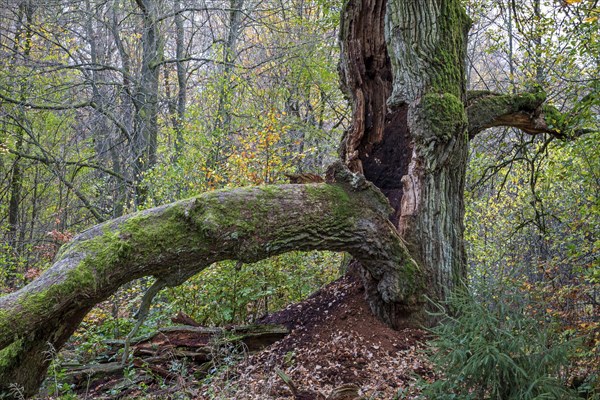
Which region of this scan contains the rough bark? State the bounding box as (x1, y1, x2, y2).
(340, 0, 471, 315)
(0, 163, 422, 397)
(466, 90, 591, 139)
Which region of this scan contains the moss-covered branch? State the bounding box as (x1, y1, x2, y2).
(466, 90, 592, 139)
(0, 162, 422, 398)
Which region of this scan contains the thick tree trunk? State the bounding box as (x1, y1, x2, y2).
(340, 0, 471, 318)
(0, 163, 421, 397)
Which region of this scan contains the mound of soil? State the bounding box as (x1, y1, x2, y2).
(202, 273, 433, 399)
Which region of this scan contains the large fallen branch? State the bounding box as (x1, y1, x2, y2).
(0, 162, 422, 397)
(62, 323, 288, 391)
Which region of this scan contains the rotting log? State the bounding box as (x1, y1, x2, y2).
(131, 324, 289, 358)
(0, 162, 422, 397)
(63, 323, 288, 388)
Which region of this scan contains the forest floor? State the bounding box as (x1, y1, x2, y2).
(202, 273, 433, 399)
(59, 274, 433, 399)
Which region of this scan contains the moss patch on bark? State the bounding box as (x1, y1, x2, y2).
(423, 93, 467, 142)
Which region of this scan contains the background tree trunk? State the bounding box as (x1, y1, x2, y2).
(7, 1, 34, 252)
(133, 0, 163, 206)
(339, 0, 471, 322)
(170, 0, 187, 163)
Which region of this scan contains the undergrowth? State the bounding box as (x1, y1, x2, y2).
(421, 286, 594, 400)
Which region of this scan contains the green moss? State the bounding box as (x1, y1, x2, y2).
(303, 183, 350, 204)
(2, 230, 130, 338)
(194, 191, 253, 236)
(400, 257, 423, 298)
(429, 0, 471, 97)
(542, 104, 565, 131)
(257, 185, 283, 198)
(80, 231, 131, 271)
(423, 92, 467, 141)
(515, 91, 546, 109)
(467, 91, 549, 134)
(11, 205, 200, 327)
(121, 210, 188, 256)
(470, 94, 512, 123)
(0, 338, 23, 368)
(304, 184, 356, 223)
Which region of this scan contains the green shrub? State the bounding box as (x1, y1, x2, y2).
(422, 288, 579, 400)
(166, 251, 341, 326)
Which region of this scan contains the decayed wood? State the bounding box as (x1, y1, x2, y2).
(339, 0, 470, 316)
(338, 0, 392, 175)
(171, 311, 202, 326)
(0, 162, 421, 397)
(131, 324, 289, 358)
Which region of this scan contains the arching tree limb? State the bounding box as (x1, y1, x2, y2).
(0, 162, 422, 397)
(466, 90, 595, 139)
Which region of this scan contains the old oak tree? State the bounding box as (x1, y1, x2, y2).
(0, 0, 585, 396)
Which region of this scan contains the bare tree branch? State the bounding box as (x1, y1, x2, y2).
(0, 91, 91, 110)
(4, 147, 133, 185)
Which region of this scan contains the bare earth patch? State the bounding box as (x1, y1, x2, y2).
(202, 274, 433, 399)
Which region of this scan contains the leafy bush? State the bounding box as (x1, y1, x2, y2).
(165, 251, 341, 326)
(422, 288, 580, 400)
